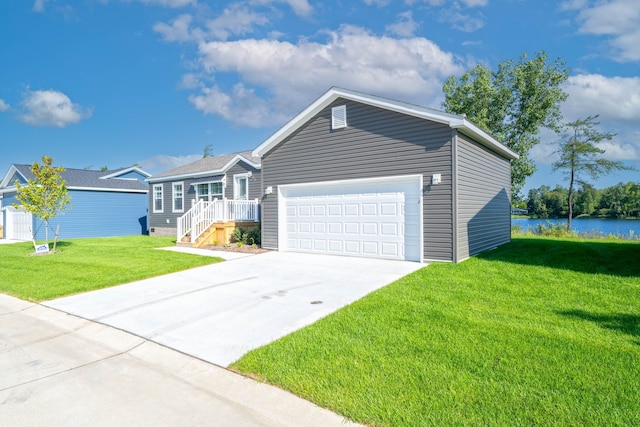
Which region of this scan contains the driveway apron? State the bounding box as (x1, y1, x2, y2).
(0, 294, 359, 426)
(44, 251, 424, 367)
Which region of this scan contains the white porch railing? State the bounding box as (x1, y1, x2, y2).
(177, 199, 259, 243)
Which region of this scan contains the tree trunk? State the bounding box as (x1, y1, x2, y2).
(567, 139, 576, 233)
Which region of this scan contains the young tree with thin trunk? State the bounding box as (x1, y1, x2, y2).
(553, 116, 632, 231)
(13, 155, 72, 247)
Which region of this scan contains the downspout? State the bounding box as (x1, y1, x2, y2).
(451, 130, 459, 264)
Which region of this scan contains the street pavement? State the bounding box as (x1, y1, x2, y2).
(0, 294, 360, 426)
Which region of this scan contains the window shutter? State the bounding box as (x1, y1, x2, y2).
(332, 105, 347, 129)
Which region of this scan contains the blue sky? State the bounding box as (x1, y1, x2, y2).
(1, 0, 639, 196)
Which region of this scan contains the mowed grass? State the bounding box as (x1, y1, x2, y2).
(0, 236, 221, 301)
(232, 237, 640, 426)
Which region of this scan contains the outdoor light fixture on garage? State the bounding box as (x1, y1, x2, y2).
(432, 174, 441, 185)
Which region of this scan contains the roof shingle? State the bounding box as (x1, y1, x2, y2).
(12, 165, 149, 192)
(148, 150, 260, 181)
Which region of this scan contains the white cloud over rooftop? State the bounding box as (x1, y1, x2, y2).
(19, 89, 92, 128)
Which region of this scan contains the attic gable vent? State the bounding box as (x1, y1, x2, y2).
(331, 105, 347, 129)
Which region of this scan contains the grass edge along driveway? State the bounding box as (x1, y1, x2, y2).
(232, 237, 640, 427)
(0, 236, 221, 302)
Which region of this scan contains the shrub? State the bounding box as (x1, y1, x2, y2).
(232, 227, 261, 246)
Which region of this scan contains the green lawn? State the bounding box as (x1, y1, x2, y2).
(232, 237, 640, 426)
(0, 236, 221, 301)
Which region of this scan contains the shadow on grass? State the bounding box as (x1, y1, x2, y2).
(476, 237, 640, 277)
(52, 241, 73, 248)
(558, 309, 640, 343)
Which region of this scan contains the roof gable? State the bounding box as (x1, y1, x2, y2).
(100, 167, 151, 182)
(0, 166, 28, 189)
(147, 150, 261, 183)
(253, 87, 519, 160)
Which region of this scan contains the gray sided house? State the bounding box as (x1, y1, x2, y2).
(253, 87, 518, 263)
(0, 165, 150, 241)
(146, 150, 261, 238)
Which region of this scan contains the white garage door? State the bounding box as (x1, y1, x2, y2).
(280, 176, 422, 261)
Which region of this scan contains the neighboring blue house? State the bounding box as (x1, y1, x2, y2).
(0, 164, 150, 241)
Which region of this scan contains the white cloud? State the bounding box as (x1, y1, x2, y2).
(363, 0, 391, 6)
(386, 11, 419, 37)
(458, 0, 487, 6)
(189, 83, 286, 127)
(99, 0, 196, 7)
(138, 0, 196, 7)
(596, 140, 639, 161)
(154, 5, 270, 42)
(153, 14, 195, 42)
(439, 8, 485, 32)
(252, 0, 313, 17)
(138, 154, 201, 174)
(33, 0, 48, 12)
(530, 74, 640, 165)
(19, 89, 92, 127)
(572, 0, 640, 62)
(560, 0, 588, 11)
(205, 4, 269, 41)
(408, 0, 487, 7)
(179, 73, 203, 89)
(0, 99, 10, 112)
(192, 25, 463, 126)
(563, 74, 640, 122)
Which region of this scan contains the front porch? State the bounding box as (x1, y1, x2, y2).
(177, 199, 259, 248)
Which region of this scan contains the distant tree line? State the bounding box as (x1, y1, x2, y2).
(526, 182, 640, 219)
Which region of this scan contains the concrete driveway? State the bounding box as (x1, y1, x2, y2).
(0, 294, 357, 426)
(45, 251, 424, 367)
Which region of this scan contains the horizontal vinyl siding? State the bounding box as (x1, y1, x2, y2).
(224, 162, 262, 201)
(148, 178, 208, 230)
(34, 190, 148, 240)
(149, 164, 262, 233)
(455, 133, 512, 261)
(262, 99, 454, 261)
(2, 192, 19, 207)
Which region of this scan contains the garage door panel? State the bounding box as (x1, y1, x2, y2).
(361, 203, 377, 215)
(380, 203, 398, 215)
(313, 205, 326, 216)
(381, 223, 398, 236)
(299, 222, 311, 233)
(381, 243, 400, 257)
(328, 240, 343, 252)
(313, 223, 326, 233)
(314, 240, 327, 251)
(283, 177, 421, 261)
(345, 223, 359, 234)
(299, 239, 312, 250)
(344, 204, 358, 215)
(362, 242, 378, 255)
(299, 205, 312, 216)
(362, 223, 377, 235)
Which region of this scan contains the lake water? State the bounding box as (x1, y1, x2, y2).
(512, 218, 640, 239)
